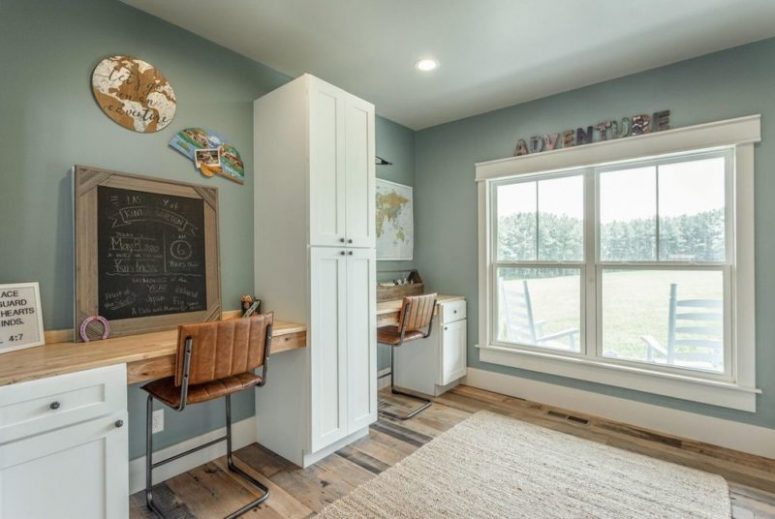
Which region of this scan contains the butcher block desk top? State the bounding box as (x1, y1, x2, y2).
(0, 320, 306, 387)
(376, 294, 464, 327)
(1, 295, 461, 387)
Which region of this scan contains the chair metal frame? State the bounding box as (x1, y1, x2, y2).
(381, 297, 437, 421)
(145, 323, 273, 519)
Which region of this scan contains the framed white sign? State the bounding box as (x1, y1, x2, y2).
(0, 282, 45, 353)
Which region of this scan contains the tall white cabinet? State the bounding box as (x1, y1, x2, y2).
(253, 74, 377, 467)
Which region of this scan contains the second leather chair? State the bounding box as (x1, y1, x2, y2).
(377, 293, 438, 420)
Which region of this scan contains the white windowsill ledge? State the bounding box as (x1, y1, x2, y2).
(477, 344, 760, 412)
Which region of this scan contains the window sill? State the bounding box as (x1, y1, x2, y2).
(477, 344, 759, 412)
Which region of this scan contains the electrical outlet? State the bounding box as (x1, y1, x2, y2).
(152, 409, 164, 434)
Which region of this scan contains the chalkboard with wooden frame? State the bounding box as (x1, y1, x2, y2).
(74, 165, 221, 340)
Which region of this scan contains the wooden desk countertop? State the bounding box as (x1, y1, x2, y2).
(0, 320, 306, 387)
(1, 295, 464, 387)
(376, 294, 464, 326)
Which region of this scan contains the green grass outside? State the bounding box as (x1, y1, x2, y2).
(499, 270, 723, 364)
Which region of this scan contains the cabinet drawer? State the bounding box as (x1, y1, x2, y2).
(0, 410, 129, 519)
(0, 364, 126, 444)
(441, 300, 466, 323)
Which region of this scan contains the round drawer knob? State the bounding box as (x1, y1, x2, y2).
(50, 401, 61, 410)
(347, 239, 353, 244)
(115, 419, 124, 428)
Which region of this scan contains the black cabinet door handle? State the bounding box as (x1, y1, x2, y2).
(50, 401, 61, 410)
(115, 419, 124, 428)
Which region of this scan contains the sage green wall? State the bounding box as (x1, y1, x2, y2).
(375, 117, 416, 371)
(0, 0, 287, 460)
(414, 37, 775, 429)
(0, 0, 413, 459)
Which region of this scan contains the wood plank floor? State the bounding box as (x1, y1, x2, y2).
(130, 385, 775, 518)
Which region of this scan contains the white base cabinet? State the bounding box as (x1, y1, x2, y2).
(0, 365, 128, 519)
(309, 247, 377, 453)
(394, 299, 467, 397)
(258, 246, 376, 467)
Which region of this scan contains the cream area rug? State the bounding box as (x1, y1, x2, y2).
(318, 411, 730, 518)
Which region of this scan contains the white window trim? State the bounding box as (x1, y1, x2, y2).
(476, 115, 760, 412)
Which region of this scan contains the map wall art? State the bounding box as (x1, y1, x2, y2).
(376, 179, 414, 260)
(91, 55, 177, 133)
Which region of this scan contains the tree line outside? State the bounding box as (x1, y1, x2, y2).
(497, 208, 724, 268)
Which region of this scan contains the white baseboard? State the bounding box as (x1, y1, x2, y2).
(378, 368, 391, 390)
(464, 367, 775, 459)
(129, 416, 257, 494)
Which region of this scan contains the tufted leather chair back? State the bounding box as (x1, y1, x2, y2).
(398, 293, 437, 335)
(174, 313, 273, 387)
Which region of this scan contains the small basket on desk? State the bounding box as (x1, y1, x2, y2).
(377, 269, 424, 302)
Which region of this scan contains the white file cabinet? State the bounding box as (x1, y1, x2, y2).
(394, 299, 467, 397)
(0, 364, 129, 519)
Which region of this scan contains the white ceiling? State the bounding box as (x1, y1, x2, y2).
(122, 0, 775, 130)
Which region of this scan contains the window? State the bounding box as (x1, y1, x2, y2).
(477, 116, 759, 411)
(597, 154, 729, 373)
(492, 152, 729, 372)
(494, 174, 584, 353)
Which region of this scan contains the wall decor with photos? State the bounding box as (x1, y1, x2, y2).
(91, 55, 177, 133)
(0, 282, 45, 354)
(74, 165, 221, 340)
(169, 128, 245, 184)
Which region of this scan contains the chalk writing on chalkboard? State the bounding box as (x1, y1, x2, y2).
(97, 186, 207, 320)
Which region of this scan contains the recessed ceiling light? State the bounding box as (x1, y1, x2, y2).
(415, 58, 439, 72)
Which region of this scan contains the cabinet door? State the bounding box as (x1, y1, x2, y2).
(345, 248, 377, 432)
(309, 82, 346, 247)
(0, 412, 128, 519)
(343, 97, 375, 248)
(393, 329, 439, 396)
(309, 247, 348, 451)
(440, 320, 467, 386)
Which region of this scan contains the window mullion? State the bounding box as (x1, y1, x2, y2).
(535, 181, 540, 261)
(655, 165, 660, 261)
(584, 168, 597, 360)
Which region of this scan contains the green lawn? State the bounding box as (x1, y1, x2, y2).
(499, 270, 723, 365)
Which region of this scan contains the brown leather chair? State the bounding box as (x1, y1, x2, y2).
(142, 314, 273, 518)
(378, 293, 438, 420)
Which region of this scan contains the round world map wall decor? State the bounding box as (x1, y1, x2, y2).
(91, 55, 176, 133)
